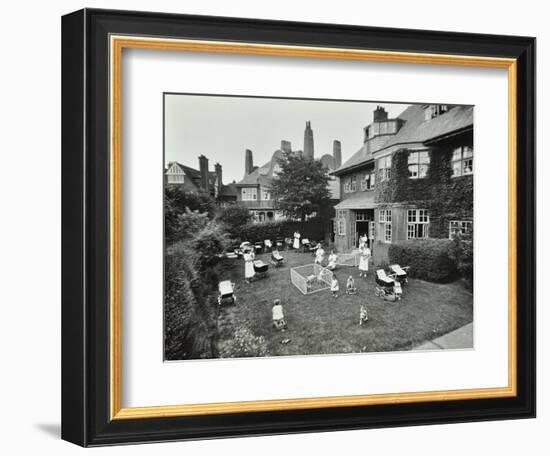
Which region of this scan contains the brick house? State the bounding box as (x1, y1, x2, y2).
(235, 122, 342, 223)
(332, 104, 473, 263)
(165, 155, 237, 204)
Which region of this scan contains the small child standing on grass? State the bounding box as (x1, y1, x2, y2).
(272, 299, 287, 331)
(331, 276, 340, 298)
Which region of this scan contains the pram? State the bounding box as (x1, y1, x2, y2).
(253, 260, 269, 279)
(275, 238, 284, 250)
(270, 250, 285, 267)
(390, 264, 409, 284)
(374, 269, 396, 298)
(254, 242, 263, 254)
(217, 280, 236, 306)
(264, 239, 273, 252)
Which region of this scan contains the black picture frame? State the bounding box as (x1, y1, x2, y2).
(62, 8, 536, 447)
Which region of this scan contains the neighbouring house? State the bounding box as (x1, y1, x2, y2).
(235, 122, 342, 224)
(332, 104, 473, 263)
(165, 155, 237, 205)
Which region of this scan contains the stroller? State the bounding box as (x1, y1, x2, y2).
(390, 264, 409, 284)
(254, 242, 263, 254)
(275, 238, 284, 250)
(253, 260, 269, 279)
(374, 269, 397, 299)
(217, 280, 236, 306)
(270, 249, 285, 267)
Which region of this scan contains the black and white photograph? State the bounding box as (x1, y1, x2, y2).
(164, 94, 474, 361)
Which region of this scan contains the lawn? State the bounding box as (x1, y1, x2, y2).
(217, 250, 473, 358)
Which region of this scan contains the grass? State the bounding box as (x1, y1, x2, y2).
(217, 250, 473, 358)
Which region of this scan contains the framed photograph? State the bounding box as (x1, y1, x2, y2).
(62, 8, 536, 447)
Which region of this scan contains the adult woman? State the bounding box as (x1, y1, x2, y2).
(315, 244, 325, 265)
(293, 231, 301, 250)
(358, 245, 371, 278)
(243, 248, 255, 283)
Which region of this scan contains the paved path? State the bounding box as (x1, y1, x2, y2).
(413, 323, 473, 350)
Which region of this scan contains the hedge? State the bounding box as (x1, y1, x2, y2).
(233, 218, 325, 244)
(388, 239, 457, 283)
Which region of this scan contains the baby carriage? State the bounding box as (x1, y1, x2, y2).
(275, 238, 284, 250)
(374, 269, 396, 298)
(254, 242, 264, 254)
(390, 264, 409, 284)
(270, 250, 285, 267)
(264, 239, 273, 252)
(253, 260, 269, 279)
(217, 280, 236, 306)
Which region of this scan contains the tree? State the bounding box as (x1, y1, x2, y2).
(215, 205, 252, 237)
(269, 151, 331, 222)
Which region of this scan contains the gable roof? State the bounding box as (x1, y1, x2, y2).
(333, 104, 473, 175)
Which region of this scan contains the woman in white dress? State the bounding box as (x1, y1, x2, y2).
(293, 231, 301, 250)
(243, 249, 255, 283)
(358, 246, 371, 278)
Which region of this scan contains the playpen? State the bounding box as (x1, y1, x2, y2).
(290, 263, 334, 295)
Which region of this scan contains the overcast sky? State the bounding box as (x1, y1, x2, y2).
(165, 94, 410, 183)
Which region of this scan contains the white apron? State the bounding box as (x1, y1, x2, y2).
(244, 253, 255, 279)
(358, 249, 370, 271)
(293, 233, 300, 249)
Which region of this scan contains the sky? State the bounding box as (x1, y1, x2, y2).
(164, 94, 410, 183)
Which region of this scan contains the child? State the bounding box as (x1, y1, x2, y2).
(272, 299, 287, 331)
(331, 276, 340, 298)
(346, 275, 357, 295)
(359, 305, 369, 325)
(327, 250, 338, 270)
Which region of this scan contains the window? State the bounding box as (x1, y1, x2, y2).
(336, 210, 346, 235)
(355, 210, 370, 221)
(424, 104, 449, 120)
(261, 188, 270, 200)
(378, 155, 392, 182)
(241, 187, 257, 201)
(452, 146, 474, 177)
(408, 151, 430, 179)
(407, 209, 430, 239)
(167, 174, 184, 184)
(379, 209, 392, 243)
(361, 171, 376, 190)
(344, 176, 357, 193)
(449, 220, 473, 239)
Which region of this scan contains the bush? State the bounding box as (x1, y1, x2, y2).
(388, 239, 457, 283)
(164, 242, 219, 360)
(219, 327, 268, 358)
(449, 233, 474, 288)
(235, 218, 325, 244)
(215, 205, 252, 237)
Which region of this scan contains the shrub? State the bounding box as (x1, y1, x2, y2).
(215, 205, 252, 237)
(235, 218, 325, 244)
(388, 239, 457, 283)
(449, 232, 474, 288)
(219, 327, 269, 358)
(164, 242, 219, 360)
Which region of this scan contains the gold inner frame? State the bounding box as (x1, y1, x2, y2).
(109, 35, 518, 420)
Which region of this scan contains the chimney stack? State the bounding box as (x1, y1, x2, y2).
(373, 105, 388, 122)
(245, 149, 254, 176)
(333, 140, 342, 169)
(198, 155, 210, 193)
(214, 162, 222, 195)
(303, 121, 314, 159)
(280, 140, 292, 153)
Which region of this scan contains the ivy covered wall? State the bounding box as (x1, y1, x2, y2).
(375, 133, 473, 239)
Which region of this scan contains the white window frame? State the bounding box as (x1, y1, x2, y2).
(449, 220, 473, 239)
(241, 187, 258, 201)
(452, 146, 474, 177)
(408, 150, 430, 179)
(261, 188, 271, 200)
(378, 155, 392, 182)
(167, 174, 184, 184)
(407, 209, 430, 239)
(379, 209, 392, 243)
(361, 171, 375, 190)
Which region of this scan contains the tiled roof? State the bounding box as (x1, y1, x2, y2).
(333, 105, 473, 175)
(219, 183, 238, 197)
